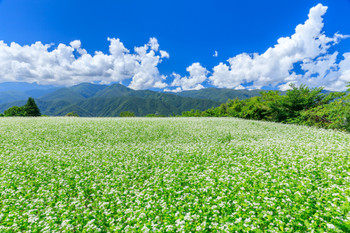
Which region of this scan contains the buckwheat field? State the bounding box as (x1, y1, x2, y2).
(0, 117, 349, 232)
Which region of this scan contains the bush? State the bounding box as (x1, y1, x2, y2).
(4, 106, 27, 116)
(120, 111, 135, 117)
(65, 112, 80, 117)
(298, 95, 350, 131)
(179, 83, 350, 132)
(3, 97, 41, 117)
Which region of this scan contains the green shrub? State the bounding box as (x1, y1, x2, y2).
(4, 106, 27, 116)
(65, 112, 80, 117)
(180, 83, 350, 132)
(3, 97, 41, 117)
(120, 111, 135, 117)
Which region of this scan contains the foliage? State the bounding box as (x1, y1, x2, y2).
(65, 111, 80, 117)
(0, 118, 349, 231)
(181, 84, 350, 132)
(120, 111, 135, 117)
(298, 86, 350, 131)
(268, 84, 325, 122)
(3, 97, 41, 117)
(181, 109, 202, 117)
(4, 105, 27, 116)
(24, 97, 41, 116)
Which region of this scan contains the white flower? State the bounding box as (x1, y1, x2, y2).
(141, 225, 150, 233)
(235, 217, 242, 224)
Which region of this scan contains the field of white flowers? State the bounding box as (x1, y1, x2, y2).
(0, 117, 349, 232)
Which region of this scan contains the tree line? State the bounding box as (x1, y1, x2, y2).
(2, 84, 349, 133)
(181, 83, 350, 132)
(0, 97, 41, 117)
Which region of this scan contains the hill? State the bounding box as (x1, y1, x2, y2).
(0, 83, 221, 116)
(40, 83, 108, 103)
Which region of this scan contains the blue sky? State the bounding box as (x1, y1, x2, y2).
(0, 0, 350, 91)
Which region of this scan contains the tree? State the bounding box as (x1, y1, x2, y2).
(65, 112, 79, 117)
(181, 109, 201, 117)
(24, 97, 41, 116)
(269, 84, 324, 122)
(4, 106, 27, 116)
(298, 82, 350, 131)
(120, 111, 135, 117)
(226, 98, 243, 117)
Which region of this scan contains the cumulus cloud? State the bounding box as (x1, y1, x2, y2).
(1, 4, 349, 92)
(160, 50, 170, 59)
(203, 4, 350, 91)
(166, 63, 208, 92)
(0, 37, 169, 89)
(213, 51, 218, 57)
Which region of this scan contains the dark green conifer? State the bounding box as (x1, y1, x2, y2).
(24, 97, 41, 116)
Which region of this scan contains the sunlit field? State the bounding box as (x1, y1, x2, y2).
(0, 117, 349, 232)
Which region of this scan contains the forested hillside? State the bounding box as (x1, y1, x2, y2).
(0, 83, 221, 116)
(182, 84, 350, 131)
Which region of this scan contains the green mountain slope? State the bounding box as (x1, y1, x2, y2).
(40, 83, 108, 103)
(94, 84, 134, 98)
(0, 91, 31, 105)
(40, 87, 86, 103)
(69, 83, 108, 98)
(0, 100, 27, 113)
(79, 97, 178, 117)
(0, 83, 221, 116)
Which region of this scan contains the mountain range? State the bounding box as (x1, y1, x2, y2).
(0, 82, 268, 116)
(0, 82, 60, 105)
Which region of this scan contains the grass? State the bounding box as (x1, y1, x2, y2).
(0, 117, 349, 232)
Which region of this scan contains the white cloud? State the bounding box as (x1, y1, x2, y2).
(1, 4, 349, 92)
(163, 87, 182, 93)
(213, 51, 218, 57)
(169, 63, 208, 91)
(0, 37, 169, 89)
(160, 50, 170, 59)
(206, 4, 350, 91)
(148, 37, 160, 51)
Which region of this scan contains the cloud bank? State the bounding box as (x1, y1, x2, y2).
(0, 37, 168, 89)
(166, 63, 209, 92)
(169, 4, 350, 92)
(0, 4, 349, 91)
(209, 4, 350, 91)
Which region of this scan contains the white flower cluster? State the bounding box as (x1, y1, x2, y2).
(0, 117, 349, 232)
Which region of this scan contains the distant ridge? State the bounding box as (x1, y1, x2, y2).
(0, 82, 284, 116)
(0, 83, 223, 116)
(0, 82, 60, 105)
